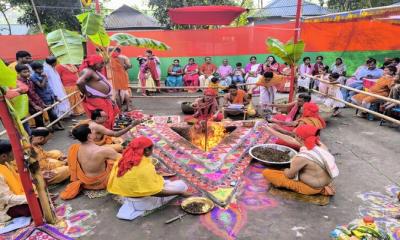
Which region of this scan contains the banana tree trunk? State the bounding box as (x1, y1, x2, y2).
(0, 93, 43, 226)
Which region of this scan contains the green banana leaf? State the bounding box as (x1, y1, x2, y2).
(46, 29, 85, 65)
(76, 12, 103, 36)
(0, 59, 17, 87)
(266, 38, 305, 66)
(110, 33, 171, 51)
(10, 94, 29, 119)
(5, 96, 28, 139)
(88, 27, 110, 47)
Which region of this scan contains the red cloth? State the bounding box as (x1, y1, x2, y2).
(168, 6, 246, 25)
(294, 125, 320, 150)
(302, 102, 326, 128)
(117, 136, 153, 177)
(204, 88, 217, 96)
(82, 97, 120, 129)
(79, 55, 104, 71)
(147, 58, 159, 81)
(56, 64, 79, 87)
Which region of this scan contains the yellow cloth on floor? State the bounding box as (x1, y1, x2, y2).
(33, 146, 70, 184)
(107, 156, 164, 197)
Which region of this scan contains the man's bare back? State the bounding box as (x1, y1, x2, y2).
(77, 142, 120, 177)
(297, 158, 331, 189)
(78, 69, 109, 96)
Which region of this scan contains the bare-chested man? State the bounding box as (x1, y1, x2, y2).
(77, 55, 120, 129)
(262, 124, 338, 196)
(84, 108, 142, 152)
(60, 124, 121, 200)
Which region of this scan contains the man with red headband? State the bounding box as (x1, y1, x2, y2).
(192, 88, 223, 121)
(262, 125, 338, 196)
(77, 55, 120, 129)
(107, 136, 189, 220)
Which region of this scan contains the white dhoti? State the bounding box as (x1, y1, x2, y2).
(259, 86, 276, 106)
(199, 75, 213, 88)
(116, 180, 188, 221)
(297, 76, 311, 89)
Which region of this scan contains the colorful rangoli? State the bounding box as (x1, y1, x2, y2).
(128, 118, 272, 206)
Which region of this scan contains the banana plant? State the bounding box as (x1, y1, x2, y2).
(76, 12, 103, 36)
(0, 59, 17, 87)
(110, 33, 171, 51)
(266, 38, 305, 66)
(46, 29, 86, 65)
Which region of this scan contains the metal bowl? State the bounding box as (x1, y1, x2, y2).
(249, 144, 297, 165)
(181, 197, 215, 215)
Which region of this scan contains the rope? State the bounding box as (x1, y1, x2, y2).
(128, 83, 257, 90)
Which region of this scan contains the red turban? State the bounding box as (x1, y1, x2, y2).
(294, 125, 320, 150)
(79, 55, 104, 71)
(204, 88, 217, 96)
(302, 102, 326, 128)
(117, 136, 153, 177)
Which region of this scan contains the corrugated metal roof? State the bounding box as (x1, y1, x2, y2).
(249, 0, 330, 19)
(105, 5, 162, 30)
(391, 1, 400, 6)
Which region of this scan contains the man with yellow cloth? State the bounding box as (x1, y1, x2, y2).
(30, 128, 70, 185)
(0, 140, 30, 223)
(79, 109, 141, 153)
(107, 136, 189, 220)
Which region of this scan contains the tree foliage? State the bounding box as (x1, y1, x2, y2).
(326, 0, 397, 11)
(8, 0, 83, 33)
(231, 0, 253, 27)
(148, 0, 237, 29)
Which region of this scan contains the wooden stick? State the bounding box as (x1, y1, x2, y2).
(305, 74, 400, 106)
(311, 89, 400, 125)
(128, 83, 257, 90)
(130, 94, 260, 99)
(46, 99, 84, 128)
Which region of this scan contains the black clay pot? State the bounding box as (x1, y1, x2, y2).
(181, 102, 195, 115)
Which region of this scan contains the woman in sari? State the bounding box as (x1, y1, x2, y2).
(245, 56, 261, 93)
(166, 59, 184, 91)
(183, 58, 200, 93)
(331, 57, 347, 85)
(259, 56, 280, 74)
(298, 57, 313, 90)
(43, 56, 71, 117)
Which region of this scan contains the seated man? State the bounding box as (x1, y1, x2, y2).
(199, 57, 217, 88)
(81, 109, 142, 152)
(60, 124, 120, 200)
(0, 140, 29, 223)
(342, 58, 383, 102)
(31, 128, 70, 185)
(267, 93, 312, 123)
(382, 73, 400, 111)
(263, 125, 338, 196)
(107, 137, 189, 220)
(351, 66, 396, 113)
(223, 84, 256, 118)
(187, 88, 223, 123)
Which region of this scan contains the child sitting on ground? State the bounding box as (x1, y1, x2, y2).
(208, 77, 227, 94)
(232, 62, 245, 84)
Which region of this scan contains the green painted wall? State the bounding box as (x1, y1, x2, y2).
(126, 50, 400, 83)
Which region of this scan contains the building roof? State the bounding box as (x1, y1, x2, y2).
(391, 1, 400, 6)
(249, 0, 330, 20)
(105, 5, 162, 30)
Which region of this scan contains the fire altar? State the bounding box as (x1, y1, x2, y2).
(128, 117, 274, 206)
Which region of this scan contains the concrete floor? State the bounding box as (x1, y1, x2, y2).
(35, 93, 400, 239)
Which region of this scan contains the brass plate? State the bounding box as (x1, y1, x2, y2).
(181, 197, 215, 215)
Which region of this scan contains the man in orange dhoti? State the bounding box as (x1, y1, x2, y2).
(61, 124, 120, 200)
(0, 140, 29, 223)
(351, 66, 397, 113)
(30, 128, 70, 185)
(223, 84, 256, 117)
(263, 125, 338, 196)
(109, 47, 132, 111)
(77, 55, 120, 130)
(77, 109, 142, 153)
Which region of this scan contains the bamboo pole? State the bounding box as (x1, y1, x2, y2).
(128, 83, 257, 90)
(47, 99, 84, 128)
(311, 89, 400, 125)
(130, 94, 260, 99)
(305, 74, 400, 106)
(30, 0, 44, 33)
(0, 91, 81, 137)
